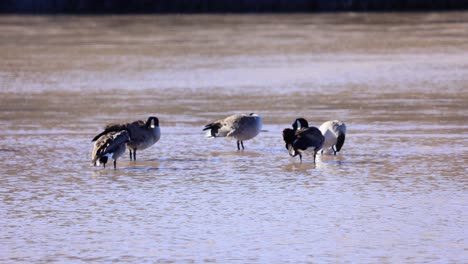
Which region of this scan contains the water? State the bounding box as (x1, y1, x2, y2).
(1, 13, 467, 263)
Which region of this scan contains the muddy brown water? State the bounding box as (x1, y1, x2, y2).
(1, 13, 467, 263)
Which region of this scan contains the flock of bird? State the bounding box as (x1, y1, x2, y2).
(91, 114, 346, 169)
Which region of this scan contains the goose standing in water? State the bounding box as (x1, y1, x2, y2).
(319, 120, 346, 155)
(283, 118, 324, 163)
(203, 113, 262, 150)
(91, 130, 130, 169)
(92, 116, 161, 161)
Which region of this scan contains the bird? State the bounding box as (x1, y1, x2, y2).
(91, 130, 130, 169)
(92, 116, 161, 161)
(283, 118, 324, 163)
(319, 120, 346, 155)
(203, 113, 262, 150)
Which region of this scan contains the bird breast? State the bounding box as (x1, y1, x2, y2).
(229, 115, 262, 141)
(127, 126, 160, 150)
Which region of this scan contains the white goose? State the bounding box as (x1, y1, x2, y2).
(319, 120, 347, 155)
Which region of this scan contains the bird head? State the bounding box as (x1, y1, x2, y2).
(292, 118, 308, 131)
(146, 116, 159, 128)
(282, 128, 297, 157)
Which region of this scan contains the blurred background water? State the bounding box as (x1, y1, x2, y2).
(0, 13, 467, 263)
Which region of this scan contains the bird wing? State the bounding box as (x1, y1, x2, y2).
(129, 120, 146, 128)
(225, 115, 250, 137)
(91, 123, 128, 141)
(125, 120, 148, 142)
(294, 127, 324, 151)
(92, 131, 130, 162)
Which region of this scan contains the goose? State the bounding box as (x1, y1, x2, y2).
(92, 116, 161, 161)
(283, 119, 324, 163)
(319, 120, 346, 155)
(91, 130, 130, 169)
(203, 113, 262, 150)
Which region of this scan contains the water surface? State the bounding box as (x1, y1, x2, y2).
(0, 13, 467, 263)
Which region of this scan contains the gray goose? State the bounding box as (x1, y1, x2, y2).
(91, 130, 130, 169)
(283, 118, 324, 163)
(92, 116, 160, 161)
(203, 113, 262, 150)
(319, 120, 347, 155)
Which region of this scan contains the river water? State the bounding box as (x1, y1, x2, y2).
(1, 13, 467, 263)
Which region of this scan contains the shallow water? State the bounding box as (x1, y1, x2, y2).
(1, 13, 467, 263)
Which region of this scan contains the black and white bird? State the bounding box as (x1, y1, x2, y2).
(91, 130, 130, 169)
(283, 118, 324, 163)
(319, 120, 346, 155)
(203, 113, 262, 150)
(92, 116, 161, 161)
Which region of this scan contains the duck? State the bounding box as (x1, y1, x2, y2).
(319, 120, 346, 155)
(92, 116, 161, 161)
(203, 113, 262, 150)
(91, 130, 130, 169)
(283, 118, 324, 163)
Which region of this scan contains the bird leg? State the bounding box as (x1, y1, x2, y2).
(237, 140, 240, 151)
(299, 153, 302, 162)
(240, 141, 245, 150)
(113, 160, 117, 169)
(129, 150, 137, 161)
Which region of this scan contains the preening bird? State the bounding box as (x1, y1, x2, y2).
(91, 130, 130, 169)
(283, 118, 324, 163)
(203, 113, 262, 150)
(92, 116, 161, 161)
(319, 120, 346, 155)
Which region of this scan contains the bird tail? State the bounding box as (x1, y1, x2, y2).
(203, 122, 222, 138)
(335, 133, 345, 153)
(91, 155, 102, 167)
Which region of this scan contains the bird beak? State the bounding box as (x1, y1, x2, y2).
(287, 145, 296, 157)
